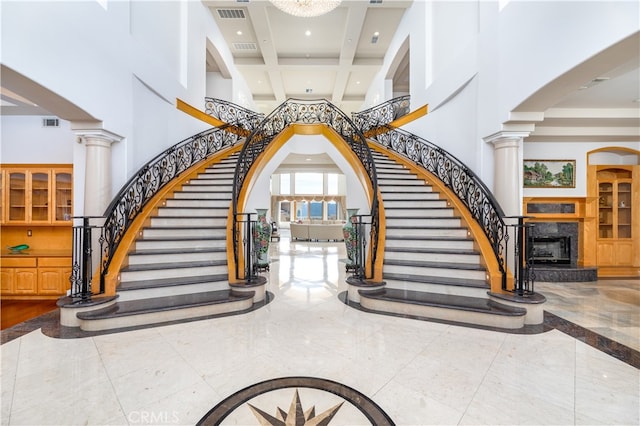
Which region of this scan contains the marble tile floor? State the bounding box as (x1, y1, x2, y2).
(1, 236, 638, 425)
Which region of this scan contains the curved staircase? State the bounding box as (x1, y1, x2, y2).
(357, 151, 527, 330)
(74, 152, 259, 331)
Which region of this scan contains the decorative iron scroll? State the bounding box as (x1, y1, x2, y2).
(205, 98, 265, 132)
(232, 99, 380, 279)
(370, 126, 508, 287)
(351, 95, 410, 135)
(95, 126, 243, 291)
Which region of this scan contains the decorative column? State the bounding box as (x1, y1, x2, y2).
(484, 131, 529, 217)
(75, 129, 123, 216)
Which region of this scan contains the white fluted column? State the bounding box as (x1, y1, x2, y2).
(484, 132, 529, 217)
(76, 130, 123, 216)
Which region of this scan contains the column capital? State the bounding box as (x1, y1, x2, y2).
(74, 128, 123, 146)
(483, 131, 530, 147)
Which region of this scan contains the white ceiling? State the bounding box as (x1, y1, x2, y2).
(203, 0, 412, 116)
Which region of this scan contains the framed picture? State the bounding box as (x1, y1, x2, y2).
(523, 159, 576, 188)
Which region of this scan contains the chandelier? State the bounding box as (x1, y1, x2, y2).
(269, 0, 341, 18)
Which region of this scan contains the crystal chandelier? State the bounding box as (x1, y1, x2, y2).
(269, 0, 341, 18)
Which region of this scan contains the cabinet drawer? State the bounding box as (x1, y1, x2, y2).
(38, 257, 72, 267)
(1, 258, 37, 268)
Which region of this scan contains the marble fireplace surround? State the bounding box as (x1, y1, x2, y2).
(528, 221, 597, 282)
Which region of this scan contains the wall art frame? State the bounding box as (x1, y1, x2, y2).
(523, 159, 576, 188)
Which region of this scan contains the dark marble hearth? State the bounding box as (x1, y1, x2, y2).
(530, 265, 598, 282)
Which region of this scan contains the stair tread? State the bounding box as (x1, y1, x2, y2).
(122, 259, 227, 272)
(358, 289, 526, 316)
(77, 290, 252, 320)
(119, 274, 229, 290)
(129, 247, 226, 256)
(138, 236, 226, 241)
(385, 236, 471, 241)
(382, 272, 488, 288)
(385, 247, 478, 255)
(383, 259, 484, 270)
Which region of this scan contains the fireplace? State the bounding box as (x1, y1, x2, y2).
(531, 236, 571, 265)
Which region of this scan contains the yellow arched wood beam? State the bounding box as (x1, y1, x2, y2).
(230, 123, 384, 282)
(363, 104, 429, 139)
(99, 144, 244, 296)
(369, 142, 513, 293)
(176, 98, 250, 137)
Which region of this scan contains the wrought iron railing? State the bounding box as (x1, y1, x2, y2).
(69, 125, 244, 299)
(205, 98, 265, 132)
(370, 126, 511, 289)
(232, 98, 380, 280)
(351, 95, 410, 136)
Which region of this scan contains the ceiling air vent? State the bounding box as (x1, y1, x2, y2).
(233, 42, 257, 51)
(217, 8, 246, 19)
(42, 118, 59, 127)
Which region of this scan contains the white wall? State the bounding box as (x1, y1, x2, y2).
(1, 0, 253, 209)
(0, 116, 74, 164)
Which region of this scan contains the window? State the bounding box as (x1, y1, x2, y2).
(310, 201, 323, 219)
(327, 200, 338, 220)
(327, 173, 339, 195)
(295, 173, 323, 195)
(280, 173, 291, 194)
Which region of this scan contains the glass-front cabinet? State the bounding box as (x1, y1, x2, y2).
(1, 166, 72, 225)
(598, 169, 633, 240)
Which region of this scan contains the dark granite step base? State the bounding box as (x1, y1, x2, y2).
(77, 289, 253, 321)
(358, 288, 526, 316)
(529, 265, 598, 282)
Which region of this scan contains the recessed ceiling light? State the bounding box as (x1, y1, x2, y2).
(236, 30, 242, 36)
(356, 81, 360, 85)
(305, 30, 311, 36)
(305, 158, 312, 161)
(374, 31, 380, 36)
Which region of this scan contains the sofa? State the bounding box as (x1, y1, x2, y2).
(290, 222, 345, 241)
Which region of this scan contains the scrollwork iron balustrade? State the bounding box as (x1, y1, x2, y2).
(370, 126, 509, 289)
(232, 99, 380, 280)
(351, 95, 410, 136)
(84, 125, 243, 296)
(205, 97, 265, 132)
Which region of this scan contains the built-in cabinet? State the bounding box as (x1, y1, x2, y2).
(1, 165, 74, 298)
(596, 167, 636, 269)
(1, 165, 72, 225)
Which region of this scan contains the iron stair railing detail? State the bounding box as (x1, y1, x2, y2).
(69, 125, 244, 300)
(205, 98, 265, 132)
(351, 95, 410, 135)
(370, 126, 512, 290)
(232, 98, 380, 280)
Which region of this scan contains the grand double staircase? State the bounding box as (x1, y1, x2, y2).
(71, 152, 259, 332)
(355, 151, 529, 330)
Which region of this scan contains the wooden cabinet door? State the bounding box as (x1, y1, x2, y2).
(597, 242, 615, 266)
(38, 268, 65, 295)
(14, 269, 37, 294)
(0, 269, 15, 293)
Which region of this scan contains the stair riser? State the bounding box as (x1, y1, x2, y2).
(385, 209, 454, 218)
(135, 239, 227, 251)
(383, 264, 486, 280)
(182, 184, 232, 192)
(120, 265, 228, 282)
(378, 179, 426, 186)
(155, 208, 229, 218)
(381, 186, 434, 193)
(382, 280, 489, 298)
(173, 192, 230, 200)
(127, 251, 226, 266)
(381, 192, 440, 201)
(383, 200, 448, 208)
(385, 239, 474, 250)
(150, 217, 227, 227)
(386, 217, 460, 227)
(78, 298, 253, 332)
(164, 199, 231, 208)
(358, 297, 525, 329)
(377, 172, 417, 179)
(384, 251, 480, 264)
(142, 228, 224, 238)
(190, 178, 234, 185)
(386, 228, 469, 238)
(117, 281, 229, 301)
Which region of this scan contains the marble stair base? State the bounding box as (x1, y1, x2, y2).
(358, 288, 526, 330)
(76, 290, 254, 332)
